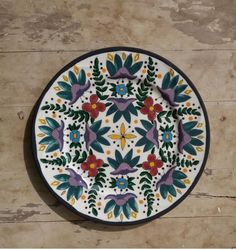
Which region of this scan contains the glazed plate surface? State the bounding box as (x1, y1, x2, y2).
(32, 47, 210, 225)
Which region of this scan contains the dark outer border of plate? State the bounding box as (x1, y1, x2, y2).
(32, 46, 210, 226)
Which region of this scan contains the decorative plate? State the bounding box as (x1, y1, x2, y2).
(32, 47, 210, 225)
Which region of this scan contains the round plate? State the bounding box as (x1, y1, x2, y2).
(32, 47, 210, 225)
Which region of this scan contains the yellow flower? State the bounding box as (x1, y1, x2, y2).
(108, 123, 136, 150)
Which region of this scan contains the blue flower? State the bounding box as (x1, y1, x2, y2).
(162, 131, 172, 142)
(116, 84, 128, 96)
(116, 178, 128, 189)
(70, 130, 80, 143)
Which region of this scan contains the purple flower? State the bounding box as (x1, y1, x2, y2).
(155, 167, 175, 191)
(84, 123, 97, 150)
(146, 121, 159, 148)
(110, 162, 138, 175)
(69, 81, 91, 105)
(105, 193, 137, 206)
(157, 86, 178, 107)
(178, 120, 192, 153)
(109, 67, 137, 80)
(108, 98, 136, 111)
(51, 120, 64, 151)
(66, 168, 88, 189)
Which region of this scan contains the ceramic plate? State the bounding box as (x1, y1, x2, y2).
(32, 47, 210, 225)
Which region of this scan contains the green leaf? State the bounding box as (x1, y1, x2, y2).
(123, 111, 131, 123)
(123, 203, 131, 219)
(74, 186, 83, 200)
(162, 72, 170, 89)
(39, 126, 52, 135)
(91, 120, 102, 131)
(128, 198, 138, 212)
(98, 136, 110, 146)
(58, 81, 71, 91)
(39, 136, 54, 144)
(189, 129, 203, 137)
(91, 141, 104, 153)
(173, 179, 186, 188)
(78, 69, 86, 85)
(175, 85, 187, 95)
(140, 120, 153, 130)
(92, 208, 98, 216)
(135, 137, 147, 146)
(130, 156, 140, 167)
(107, 157, 119, 169)
(183, 121, 197, 131)
(54, 174, 70, 182)
(115, 150, 123, 163)
(57, 182, 70, 190)
(124, 54, 133, 69)
(173, 170, 187, 180)
(114, 205, 122, 218)
(114, 54, 122, 69)
(160, 184, 168, 199)
(143, 142, 154, 152)
(183, 143, 197, 155)
(46, 140, 59, 153)
(135, 127, 146, 136)
(167, 185, 177, 197)
(113, 111, 122, 123)
(169, 75, 179, 88)
(68, 71, 77, 85)
(174, 94, 191, 103)
(104, 200, 116, 213)
(106, 61, 116, 76)
(124, 149, 133, 163)
(140, 171, 152, 180)
(66, 187, 75, 201)
(129, 61, 143, 75)
(190, 138, 204, 146)
(140, 177, 151, 184)
(57, 91, 72, 100)
(46, 117, 60, 129)
(106, 104, 117, 116)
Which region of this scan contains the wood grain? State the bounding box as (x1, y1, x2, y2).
(0, 0, 235, 247)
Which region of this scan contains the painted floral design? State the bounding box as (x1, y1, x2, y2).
(106, 97, 137, 123)
(54, 168, 88, 201)
(57, 69, 90, 104)
(39, 117, 64, 152)
(82, 94, 106, 119)
(108, 122, 136, 150)
(36, 50, 208, 224)
(106, 53, 143, 79)
(135, 120, 159, 152)
(104, 193, 138, 219)
(81, 154, 104, 177)
(140, 97, 163, 121)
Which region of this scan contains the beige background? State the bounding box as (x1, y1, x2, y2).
(0, 0, 236, 247)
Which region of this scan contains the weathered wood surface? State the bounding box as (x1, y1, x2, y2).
(0, 0, 235, 247)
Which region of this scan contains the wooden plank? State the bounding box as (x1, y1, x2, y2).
(0, 0, 236, 52)
(0, 50, 236, 107)
(0, 217, 235, 247)
(0, 102, 235, 224)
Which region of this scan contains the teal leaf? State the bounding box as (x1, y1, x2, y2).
(143, 142, 154, 152)
(162, 72, 170, 89)
(160, 184, 168, 199)
(91, 141, 103, 153)
(68, 71, 78, 85)
(167, 185, 177, 197)
(104, 199, 116, 213)
(74, 186, 83, 200)
(172, 170, 187, 180)
(46, 140, 59, 153)
(123, 203, 131, 219)
(124, 149, 133, 163)
(98, 136, 110, 146)
(39, 126, 52, 135)
(123, 111, 131, 123)
(57, 182, 70, 190)
(141, 120, 153, 130)
(183, 121, 197, 131)
(183, 143, 197, 155)
(66, 187, 75, 201)
(130, 156, 140, 167)
(106, 104, 117, 116)
(58, 81, 71, 91)
(135, 127, 146, 136)
(169, 75, 179, 88)
(39, 136, 54, 144)
(107, 157, 119, 169)
(174, 94, 191, 103)
(115, 150, 123, 163)
(124, 54, 133, 69)
(173, 179, 186, 188)
(106, 61, 116, 76)
(128, 104, 138, 116)
(91, 120, 102, 131)
(114, 54, 122, 69)
(129, 61, 143, 75)
(78, 69, 86, 85)
(189, 129, 203, 137)
(175, 84, 187, 95)
(98, 127, 110, 136)
(54, 174, 70, 182)
(46, 117, 60, 129)
(57, 91, 72, 100)
(113, 111, 122, 123)
(136, 137, 147, 146)
(114, 205, 122, 218)
(190, 138, 204, 146)
(128, 198, 138, 212)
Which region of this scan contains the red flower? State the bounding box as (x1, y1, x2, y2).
(82, 94, 106, 119)
(140, 97, 163, 121)
(81, 154, 104, 177)
(142, 154, 163, 176)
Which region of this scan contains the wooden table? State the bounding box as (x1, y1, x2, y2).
(0, 0, 235, 247)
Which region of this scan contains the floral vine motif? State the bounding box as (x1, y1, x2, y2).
(57, 69, 90, 104)
(157, 71, 191, 106)
(106, 53, 143, 79)
(39, 117, 64, 153)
